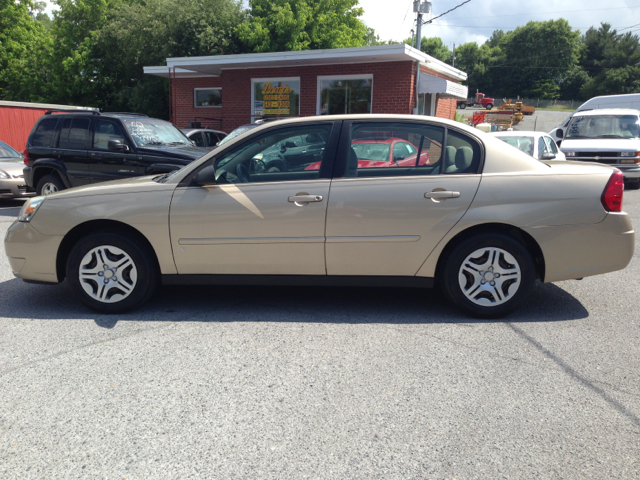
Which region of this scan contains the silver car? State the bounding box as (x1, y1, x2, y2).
(0, 141, 34, 199)
(4, 115, 635, 318)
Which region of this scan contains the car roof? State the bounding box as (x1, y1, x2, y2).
(181, 128, 226, 134)
(573, 108, 640, 117)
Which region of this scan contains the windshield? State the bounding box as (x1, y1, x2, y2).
(494, 136, 535, 156)
(0, 142, 21, 158)
(122, 119, 191, 147)
(352, 142, 390, 161)
(217, 125, 257, 147)
(566, 114, 640, 139)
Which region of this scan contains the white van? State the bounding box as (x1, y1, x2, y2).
(550, 94, 640, 143)
(557, 108, 640, 189)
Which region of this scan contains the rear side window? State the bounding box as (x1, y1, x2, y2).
(205, 131, 219, 146)
(190, 132, 205, 147)
(347, 122, 444, 178)
(443, 130, 481, 174)
(58, 118, 91, 149)
(31, 118, 59, 147)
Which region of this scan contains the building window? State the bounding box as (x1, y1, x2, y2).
(317, 75, 373, 115)
(251, 77, 300, 121)
(194, 88, 222, 107)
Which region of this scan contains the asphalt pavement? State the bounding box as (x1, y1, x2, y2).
(1, 192, 639, 479)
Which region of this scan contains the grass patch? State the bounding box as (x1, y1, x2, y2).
(535, 105, 574, 112)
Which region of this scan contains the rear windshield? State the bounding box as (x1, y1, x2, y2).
(494, 136, 535, 156)
(567, 114, 640, 139)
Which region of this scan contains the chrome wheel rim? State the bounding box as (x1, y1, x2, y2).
(79, 245, 137, 303)
(458, 247, 521, 307)
(41, 183, 58, 195)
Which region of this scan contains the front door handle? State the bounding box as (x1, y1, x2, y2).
(288, 194, 323, 207)
(424, 190, 461, 200)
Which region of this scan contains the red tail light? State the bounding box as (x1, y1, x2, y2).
(22, 149, 29, 166)
(601, 170, 624, 212)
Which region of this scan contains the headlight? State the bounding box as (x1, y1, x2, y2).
(18, 197, 46, 223)
(620, 151, 640, 157)
(564, 152, 576, 157)
(0, 169, 10, 179)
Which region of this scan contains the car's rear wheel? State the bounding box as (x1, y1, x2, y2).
(36, 174, 64, 196)
(67, 232, 158, 313)
(442, 233, 535, 318)
(485, 103, 493, 110)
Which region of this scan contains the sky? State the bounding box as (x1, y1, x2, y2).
(359, 0, 640, 48)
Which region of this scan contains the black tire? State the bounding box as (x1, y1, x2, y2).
(442, 233, 536, 318)
(485, 103, 493, 110)
(66, 231, 158, 313)
(36, 173, 65, 196)
(458, 102, 467, 110)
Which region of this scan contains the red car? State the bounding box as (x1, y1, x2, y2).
(305, 138, 429, 170)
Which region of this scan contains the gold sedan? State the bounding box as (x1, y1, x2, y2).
(3, 115, 635, 318)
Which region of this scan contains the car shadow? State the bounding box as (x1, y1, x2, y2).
(0, 199, 25, 218)
(0, 277, 589, 328)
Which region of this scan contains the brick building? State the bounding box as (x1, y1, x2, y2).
(144, 44, 468, 133)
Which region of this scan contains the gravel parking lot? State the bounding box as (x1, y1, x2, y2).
(457, 106, 571, 133)
(1, 191, 639, 479)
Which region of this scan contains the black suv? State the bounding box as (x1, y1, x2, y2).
(23, 111, 210, 195)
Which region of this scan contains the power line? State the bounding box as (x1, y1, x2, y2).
(443, 5, 640, 20)
(423, 0, 473, 25)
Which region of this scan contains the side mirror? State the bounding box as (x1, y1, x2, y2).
(541, 152, 556, 160)
(193, 164, 217, 186)
(555, 129, 564, 139)
(108, 139, 129, 152)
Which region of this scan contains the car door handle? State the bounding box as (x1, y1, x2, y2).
(90, 152, 103, 159)
(424, 190, 461, 199)
(288, 194, 323, 206)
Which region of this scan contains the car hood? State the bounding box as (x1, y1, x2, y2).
(0, 158, 26, 175)
(561, 138, 640, 151)
(135, 144, 209, 161)
(44, 175, 176, 201)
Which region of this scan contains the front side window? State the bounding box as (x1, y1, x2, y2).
(318, 76, 372, 115)
(31, 118, 59, 147)
(538, 136, 549, 157)
(189, 132, 205, 147)
(346, 123, 442, 177)
(205, 131, 220, 146)
(122, 119, 190, 147)
(93, 120, 126, 150)
(194, 88, 222, 107)
(213, 125, 332, 184)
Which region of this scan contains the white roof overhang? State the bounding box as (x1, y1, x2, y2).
(418, 74, 468, 100)
(144, 44, 467, 82)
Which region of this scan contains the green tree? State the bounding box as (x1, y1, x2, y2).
(580, 24, 640, 98)
(403, 36, 451, 63)
(237, 0, 370, 52)
(0, 0, 53, 101)
(489, 19, 582, 98)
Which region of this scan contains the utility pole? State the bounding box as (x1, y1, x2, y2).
(413, 1, 432, 115)
(452, 43, 456, 67)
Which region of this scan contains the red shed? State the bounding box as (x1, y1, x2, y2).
(144, 44, 468, 132)
(0, 100, 97, 152)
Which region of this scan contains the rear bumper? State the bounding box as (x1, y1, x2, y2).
(3, 221, 62, 283)
(525, 212, 635, 283)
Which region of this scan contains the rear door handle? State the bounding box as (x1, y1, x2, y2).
(424, 190, 461, 199)
(288, 194, 323, 206)
(90, 152, 103, 159)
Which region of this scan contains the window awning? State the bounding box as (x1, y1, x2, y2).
(418, 74, 468, 100)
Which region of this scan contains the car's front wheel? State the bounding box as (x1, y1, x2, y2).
(66, 232, 158, 313)
(442, 233, 536, 318)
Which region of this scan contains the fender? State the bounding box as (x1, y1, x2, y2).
(31, 159, 72, 189)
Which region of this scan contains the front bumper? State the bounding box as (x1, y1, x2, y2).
(0, 177, 35, 199)
(525, 212, 635, 283)
(566, 159, 640, 179)
(4, 221, 63, 283)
